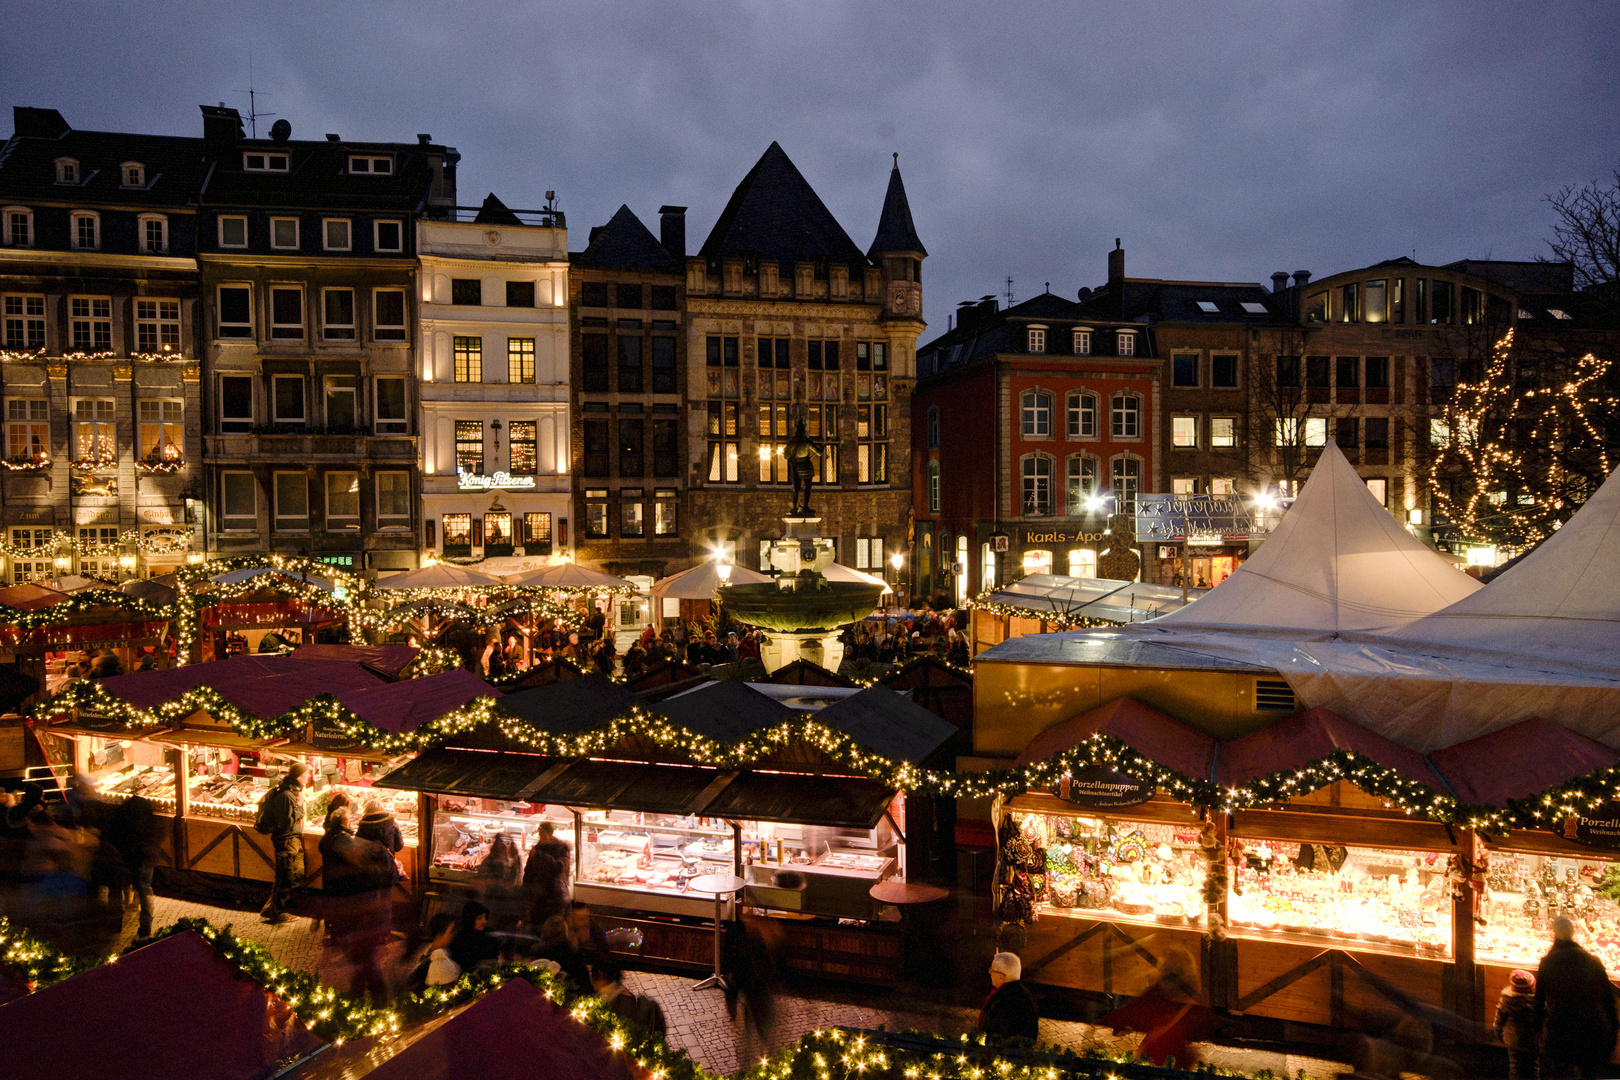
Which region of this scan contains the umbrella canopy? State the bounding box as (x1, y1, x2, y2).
(820, 562, 893, 593)
(209, 566, 337, 593)
(372, 563, 506, 590)
(47, 574, 115, 594)
(121, 577, 178, 604)
(651, 560, 771, 599)
(507, 562, 634, 591)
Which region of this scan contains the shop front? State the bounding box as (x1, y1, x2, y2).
(378, 747, 909, 983)
(1154, 542, 1247, 591)
(422, 482, 571, 578)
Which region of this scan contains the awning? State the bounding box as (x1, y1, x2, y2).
(702, 770, 896, 829)
(1217, 706, 1447, 790)
(1429, 717, 1619, 806)
(290, 643, 420, 679)
(973, 573, 1202, 625)
(1014, 697, 1216, 780)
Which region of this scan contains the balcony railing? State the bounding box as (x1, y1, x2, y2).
(446, 206, 564, 228)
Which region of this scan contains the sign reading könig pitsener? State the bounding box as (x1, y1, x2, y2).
(1056, 765, 1155, 810)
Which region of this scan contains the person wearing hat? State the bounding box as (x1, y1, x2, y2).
(1495, 968, 1538, 1080)
(256, 762, 308, 923)
(977, 951, 1039, 1041)
(1533, 916, 1619, 1078)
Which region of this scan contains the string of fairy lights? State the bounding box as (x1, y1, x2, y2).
(1429, 328, 1618, 553)
(0, 916, 1236, 1080)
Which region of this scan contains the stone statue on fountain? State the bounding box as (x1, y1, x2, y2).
(784, 418, 821, 516)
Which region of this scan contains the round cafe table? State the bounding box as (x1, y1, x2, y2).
(870, 880, 949, 906)
(689, 872, 747, 991)
(871, 880, 950, 980)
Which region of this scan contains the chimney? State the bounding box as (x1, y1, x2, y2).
(1293, 270, 1312, 288)
(200, 104, 243, 159)
(1108, 238, 1125, 283)
(659, 205, 687, 261)
(12, 107, 69, 139)
(417, 133, 432, 146)
(1271, 272, 1290, 294)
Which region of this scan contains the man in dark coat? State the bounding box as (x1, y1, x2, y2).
(522, 820, 572, 926)
(257, 762, 307, 923)
(104, 793, 160, 937)
(1534, 917, 1620, 1078)
(978, 951, 1039, 1041)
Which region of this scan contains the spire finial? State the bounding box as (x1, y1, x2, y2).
(892, 151, 899, 169)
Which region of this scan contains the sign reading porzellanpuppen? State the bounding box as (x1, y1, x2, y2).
(1056, 765, 1155, 810)
(1563, 802, 1620, 849)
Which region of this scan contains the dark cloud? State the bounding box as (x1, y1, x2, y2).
(4, 1, 1618, 332)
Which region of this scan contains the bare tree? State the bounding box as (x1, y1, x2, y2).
(1544, 168, 1620, 301)
(1244, 323, 1349, 495)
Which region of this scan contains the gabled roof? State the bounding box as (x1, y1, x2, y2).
(814, 685, 956, 764)
(1429, 717, 1617, 806)
(496, 672, 638, 736)
(867, 159, 926, 257)
(1152, 441, 1480, 634)
(573, 204, 681, 272)
(1013, 697, 1215, 780)
(1217, 706, 1445, 790)
(651, 678, 795, 740)
(0, 118, 209, 208)
(698, 142, 869, 273)
(472, 192, 522, 225)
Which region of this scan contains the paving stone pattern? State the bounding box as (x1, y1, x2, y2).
(108, 894, 1346, 1079)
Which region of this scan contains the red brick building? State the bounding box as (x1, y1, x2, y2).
(911, 291, 1161, 602)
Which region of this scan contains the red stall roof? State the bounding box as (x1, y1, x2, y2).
(356, 978, 632, 1080)
(0, 582, 69, 611)
(337, 668, 499, 734)
(292, 642, 420, 679)
(0, 931, 323, 1080)
(1014, 697, 1216, 781)
(1430, 716, 1620, 806)
(1217, 706, 1447, 791)
(99, 655, 385, 717)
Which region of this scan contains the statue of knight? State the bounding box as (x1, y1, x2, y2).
(784, 418, 821, 516)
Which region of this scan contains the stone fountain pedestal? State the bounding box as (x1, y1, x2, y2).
(759, 629, 846, 674)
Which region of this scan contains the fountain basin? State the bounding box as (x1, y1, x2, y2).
(720, 580, 883, 632)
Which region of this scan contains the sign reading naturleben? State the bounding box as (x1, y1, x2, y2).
(1057, 765, 1155, 810)
(1135, 493, 1268, 542)
(1563, 802, 1620, 849)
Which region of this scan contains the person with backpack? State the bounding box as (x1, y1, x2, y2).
(256, 762, 307, 923)
(591, 959, 665, 1035)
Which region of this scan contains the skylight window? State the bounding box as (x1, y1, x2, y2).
(1240, 302, 1268, 315)
(1196, 301, 1220, 314)
(1549, 308, 1573, 320)
(1518, 309, 1534, 319)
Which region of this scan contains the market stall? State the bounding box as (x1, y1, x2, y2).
(189, 562, 359, 661)
(967, 574, 1205, 657)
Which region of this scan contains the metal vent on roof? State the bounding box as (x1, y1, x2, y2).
(1255, 679, 1296, 712)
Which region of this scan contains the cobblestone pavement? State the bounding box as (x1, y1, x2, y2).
(96, 893, 1348, 1079)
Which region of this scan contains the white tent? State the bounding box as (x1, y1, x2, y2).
(372, 563, 506, 590)
(651, 561, 771, 600)
(820, 562, 892, 593)
(1152, 441, 1479, 634)
(505, 563, 634, 591)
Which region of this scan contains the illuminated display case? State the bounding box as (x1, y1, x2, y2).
(1476, 848, 1620, 971)
(426, 795, 573, 879)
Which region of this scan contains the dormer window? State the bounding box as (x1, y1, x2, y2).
(244, 151, 289, 172)
(348, 155, 393, 175)
(121, 162, 145, 188)
(1196, 300, 1220, 314)
(1117, 331, 1136, 357)
(1027, 325, 1047, 354)
(1073, 329, 1092, 355)
(55, 158, 79, 184)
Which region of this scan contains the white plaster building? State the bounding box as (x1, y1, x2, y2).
(417, 196, 570, 571)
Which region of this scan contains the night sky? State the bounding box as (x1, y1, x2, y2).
(5, 1, 1618, 334)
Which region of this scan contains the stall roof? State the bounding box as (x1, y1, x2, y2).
(337, 668, 498, 734)
(373, 748, 560, 799)
(291, 642, 420, 678)
(701, 769, 896, 829)
(98, 655, 385, 716)
(499, 673, 638, 735)
(209, 566, 338, 592)
(1153, 441, 1479, 634)
(1014, 697, 1216, 781)
(651, 560, 771, 599)
(0, 582, 68, 611)
(975, 573, 1201, 625)
(652, 678, 796, 740)
(1429, 717, 1619, 806)
(0, 931, 323, 1080)
(814, 686, 956, 764)
(353, 978, 632, 1080)
(974, 629, 1276, 672)
(375, 747, 726, 815)
(1216, 706, 1446, 790)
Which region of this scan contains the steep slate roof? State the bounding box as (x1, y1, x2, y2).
(1086, 278, 1281, 324)
(201, 135, 445, 212)
(473, 192, 522, 225)
(698, 142, 870, 273)
(573, 204, 681, 273)
(867, 160, 926, 257)
(0, 109, 209, 207)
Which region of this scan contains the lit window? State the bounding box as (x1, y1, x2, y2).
(1549, 308, 1573, 320)
(1429, 419, 1450, 446)
(135, 299, 181, 353)
(1196, 301, 1219, 314)
(508, 337, 536, 384)
(1068, 549, 1097, 578)
(621, 489, 645, 537)
(1305, 418, 1329, 446)
(653, 491, 677, 537)
(442, 514, 472, 553)
(453, 336, 482, 382)
(325, 471, 360, 526)
(1210, 478, 1235, 495)
(1365, 478, 1388, 505)
(1171, 416, 1198, 448)
(1172, 477, 1198, 496)
(508, 420, 537, 474)
(455, 420, 484, 474)
(1023, 549, 1053, 576)
(138, 400, 183, 462)
(1275, 417, 1299, 446)
(6, 399, 50, 464)
(1211, 417, 1237, 448)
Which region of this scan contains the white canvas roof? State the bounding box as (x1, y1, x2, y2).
(1152, 441, 1479, 633)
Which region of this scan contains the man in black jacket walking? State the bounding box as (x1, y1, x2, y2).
(257, 763, 307, 923)
(977, 951, 1039, 1041)
(1535, 916, 1620, 1078)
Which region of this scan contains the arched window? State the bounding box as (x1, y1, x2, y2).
(2, 206, 32, 248)
(926, 405, 940, 448)
(1065, 455, 1098, 514)
(1021, 454, 1053, 516)
(1067, 391, 1097, 438)
(121, 162, 145, 188)
(1110, 392, 1140, 439)
(55, 157, 79, 184)
(1111, 455, 1143, 510)
(1020, 390, 1051, 438)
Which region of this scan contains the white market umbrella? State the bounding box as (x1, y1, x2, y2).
(373, 563, 506, 591)
(651, 561, 771, 600)
(820, 562, 893, 594)
(507, 563, 635, 591)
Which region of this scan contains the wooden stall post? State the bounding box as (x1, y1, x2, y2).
(1448, 827, 1483, 1023)
(415, 792, 432, 900)
(167, 746, 189, 871)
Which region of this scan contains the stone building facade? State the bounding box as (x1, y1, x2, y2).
(683, 145, 925, 600)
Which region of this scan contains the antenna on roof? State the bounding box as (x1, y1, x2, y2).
(234, 51, 276, 139)
(1005, 276, 1014, 305)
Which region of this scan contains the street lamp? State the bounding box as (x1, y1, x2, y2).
(716, 561, 733, 585)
